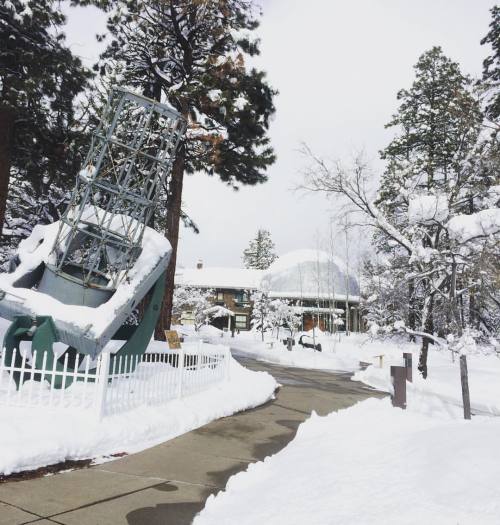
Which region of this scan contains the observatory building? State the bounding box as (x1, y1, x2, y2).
(176, 249, 361, 332)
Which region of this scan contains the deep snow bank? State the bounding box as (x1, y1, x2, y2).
(0, 357, 277, 476)
(193, 397, 500, 525)
(352, 342, 500, 416)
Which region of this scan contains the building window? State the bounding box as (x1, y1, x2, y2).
(216, 291, 224, 302)
(234, 291, 249, 304)
(235, 314, 247, 329)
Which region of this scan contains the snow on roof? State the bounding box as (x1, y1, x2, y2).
(176, 267, 263, 290)
(265, 249, 347, 274)
(261, 249, 359, 300)
(176, 250, 359, 301)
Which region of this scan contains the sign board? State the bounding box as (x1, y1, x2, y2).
(164, 330, 182, 350)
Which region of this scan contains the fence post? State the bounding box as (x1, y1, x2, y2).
(460, 355, 471, 420)
(94, 352, 110, 422)
(390, 365, 407, 409)
(177, 348, 185, 398)
(403, 352, 413, 382)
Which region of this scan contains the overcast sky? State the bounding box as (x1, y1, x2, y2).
(64, 0, 496, 268)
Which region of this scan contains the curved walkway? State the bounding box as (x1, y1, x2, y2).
(0, 356, 384, 525)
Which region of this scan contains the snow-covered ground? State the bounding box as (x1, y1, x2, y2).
(213, 329, 360, 372)
(0, 319, 277, 475)
(353, 347, 500, 416)
(185, 325, 500, 416)
(193, 396, 500, 525)
(179, 324, 362, 371)
(189, 325, 500, 524)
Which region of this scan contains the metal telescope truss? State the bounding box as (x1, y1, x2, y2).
(0, 88, 186, 387)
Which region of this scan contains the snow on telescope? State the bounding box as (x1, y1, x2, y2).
(0, 88, 186, 362)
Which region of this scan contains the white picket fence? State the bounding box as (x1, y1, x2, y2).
(0, 342, 231, 420)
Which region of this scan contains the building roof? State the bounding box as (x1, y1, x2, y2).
(176, 267, 263, 290)
(261, 249, 359, 301)
(176, 249, 360, 301)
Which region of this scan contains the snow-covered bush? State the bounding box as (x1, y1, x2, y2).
(251, 291, 272, 341)
(173, 285, 214, 332)
(268, 299, 302, 340)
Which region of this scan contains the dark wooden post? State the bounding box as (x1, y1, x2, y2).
(390, 366, 407, 409)
(287, 337, 293, 351)
(460, 355, 471, 420)
(403, 352, 413, 382)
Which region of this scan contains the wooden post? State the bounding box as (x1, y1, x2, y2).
(403, 352, 413, 382)
(287, 337, 293, 351)
(390, 366, 407, 409)
(460, 355, 471, 420)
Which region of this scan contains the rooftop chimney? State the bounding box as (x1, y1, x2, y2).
(196, 259, 203, 270)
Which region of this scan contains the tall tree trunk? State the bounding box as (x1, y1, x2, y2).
(418, 295, 434, 379)
(0, 106, 15, 238)
(154, 143, 185, 340)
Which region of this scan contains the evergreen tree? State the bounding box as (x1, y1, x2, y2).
(243, 229, 277, 269)
(96, 0, 277, 337)
(378, 47, 482, 213)
(0, 1, 90, 259)
(250, 290, 272, 341)
(375, 47, 484, 375)
(480, 5, 500, 123)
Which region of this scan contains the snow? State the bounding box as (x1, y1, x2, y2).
(176, 266, 263, 290)
(207, 89, 222, 102)
(193, 397, 500, 525)
(261, 249, 359, 300)
(200, 327, 500, 416)
(447, 208, 500, 242)
(0, 217, 171, 343)
(233, 96, 248, 110)
(199, 328, 357, 372)
(353, 344, 500, 416)
(204, 305, 235, 318)
(0, 346, 277, 476)
(265, 248, 346, 274)
(177, 250, 358, 301)
(408, 194, 449, 224)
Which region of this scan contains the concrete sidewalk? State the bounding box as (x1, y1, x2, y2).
(0, 357, 383, 525)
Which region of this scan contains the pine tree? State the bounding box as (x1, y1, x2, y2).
(480, 5, 500, 123)
(0, 1, 90, 258)
(243, 229, 277, 269)
(96, 1, 276, 337)
(375, 47, 484, 376)
(378, 47, 482, 213)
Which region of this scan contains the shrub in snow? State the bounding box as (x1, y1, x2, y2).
(173, 285, 215, 332)
(251, 291, 273, 341)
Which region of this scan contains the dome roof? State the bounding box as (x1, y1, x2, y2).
(261, 249, 359, 300)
